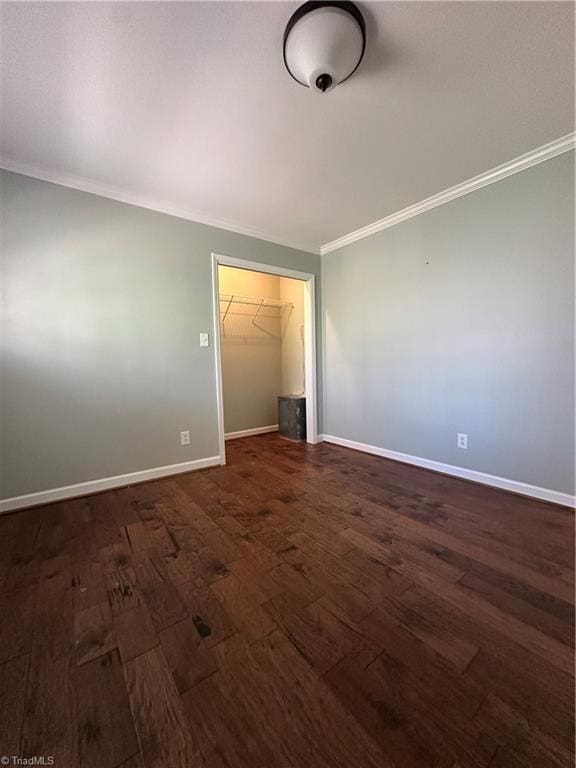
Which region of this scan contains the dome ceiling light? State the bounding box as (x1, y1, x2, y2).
(283, 1, 366, 94)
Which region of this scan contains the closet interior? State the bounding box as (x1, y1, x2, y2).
(218, 265, 306, 441)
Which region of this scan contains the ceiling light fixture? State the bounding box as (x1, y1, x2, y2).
(283, 1, 366, 94)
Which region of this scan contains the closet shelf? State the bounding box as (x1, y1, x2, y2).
(219, 293, 294, 310)
(219, 293, 293, 338)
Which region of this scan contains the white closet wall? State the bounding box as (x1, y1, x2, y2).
(280, 277, 305, 396)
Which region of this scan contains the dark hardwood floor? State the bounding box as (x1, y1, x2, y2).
(0, 434, 574, 768)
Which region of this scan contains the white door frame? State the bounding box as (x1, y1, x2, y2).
(211, 252, 318, 464)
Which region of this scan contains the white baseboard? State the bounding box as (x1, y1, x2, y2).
(4, 435, 572, 514)
(225, 425, 278, 440)
(321, 434, 575, 508)
(0, 455, 223, 514)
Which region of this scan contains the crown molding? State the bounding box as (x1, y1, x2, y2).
(0, 156, 319, 256)
(321, 132, 576, 255)
(3, 133, 574, 258)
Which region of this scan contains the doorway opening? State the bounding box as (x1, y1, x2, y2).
(211, 253, 318, 464)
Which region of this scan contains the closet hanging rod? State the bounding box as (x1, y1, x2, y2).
(218, 293, 294, 309)
(218, 294, 293, 324)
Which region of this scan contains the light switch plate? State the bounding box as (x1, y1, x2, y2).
(199, 333, 209, 347)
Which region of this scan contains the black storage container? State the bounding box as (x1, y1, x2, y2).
(278, 395, 306, 441)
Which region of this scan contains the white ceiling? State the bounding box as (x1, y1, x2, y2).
(1, 1, 573, 253)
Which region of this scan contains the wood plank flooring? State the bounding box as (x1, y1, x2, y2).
(0, 434, 573, 767)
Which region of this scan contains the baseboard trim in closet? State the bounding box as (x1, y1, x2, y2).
(225, 425, 279, 440)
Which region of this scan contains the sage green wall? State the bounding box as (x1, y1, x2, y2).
(3, 156, 573, 501)
(322, 153, 575, 495)
(0, 170, 321, 499)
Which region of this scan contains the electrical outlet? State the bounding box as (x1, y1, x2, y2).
(457, 433, 468, 449)
(199, 333, 209, 347)
(180, 430, 190, 446)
